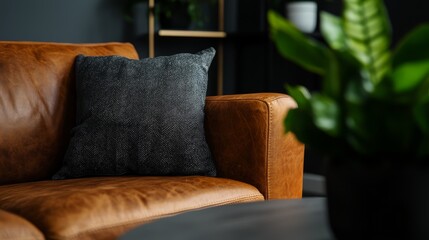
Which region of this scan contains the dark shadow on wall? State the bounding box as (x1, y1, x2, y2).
(0, 0, 126, 43)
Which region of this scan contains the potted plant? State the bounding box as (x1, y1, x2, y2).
(268, 0, 429, 238)
(124, 0, 216, 30)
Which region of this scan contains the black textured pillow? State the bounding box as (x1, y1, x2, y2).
(53, 48, 216, 179)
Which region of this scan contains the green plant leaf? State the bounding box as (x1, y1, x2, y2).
(284, 109, 311, 136)
(393, 24, 429, 67)
(285, 109, 341, 155)
(391, 60, 429, 93)
(285, 84, 311, 110)
(344, 71, 372, 104)
(322, 50, 355, 99)
(344, 107, 370, 155)
(286, 107, 352, 158)
(268, 10, 328, 75)
(342, 0, 391, 84)
(323, 50, 351, 99)
(310, 94, 340, 137)
(320, 11, 346, 50)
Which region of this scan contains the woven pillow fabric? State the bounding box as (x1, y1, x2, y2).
(53, 48, 216, 179)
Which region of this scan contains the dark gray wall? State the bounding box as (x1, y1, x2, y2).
(0, 0, 125, 43)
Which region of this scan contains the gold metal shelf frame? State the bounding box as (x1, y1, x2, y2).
(148, 0, 225, 95)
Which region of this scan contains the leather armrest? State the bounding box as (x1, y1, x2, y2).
(205, 93, 304, 199)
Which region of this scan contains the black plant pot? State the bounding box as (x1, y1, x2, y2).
(326, 158, 429, 240)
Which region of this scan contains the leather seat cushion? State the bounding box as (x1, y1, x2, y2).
(0, 209, 44, 240)
(0, 176, 263, 240)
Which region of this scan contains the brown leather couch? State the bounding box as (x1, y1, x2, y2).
(0, 41, 304, 240)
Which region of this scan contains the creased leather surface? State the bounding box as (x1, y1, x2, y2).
(0, 209, 44, 240)
(0, 41, 139, 185)
(205, 93, 305, 199)
(0, 176, 263, 240)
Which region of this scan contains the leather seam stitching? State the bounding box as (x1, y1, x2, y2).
(206, 95, 290, 104)
(266, 100, 273, 199)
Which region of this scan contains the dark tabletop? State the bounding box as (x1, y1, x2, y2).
(120, 197, 335, 240)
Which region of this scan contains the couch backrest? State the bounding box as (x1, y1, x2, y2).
(0, 41, 139, 184)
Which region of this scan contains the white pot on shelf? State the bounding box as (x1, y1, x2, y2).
(286, 1, 318, 33)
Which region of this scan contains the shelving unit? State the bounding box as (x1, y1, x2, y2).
(158, 30, 226, 38)
(147, 0, 226, 95)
